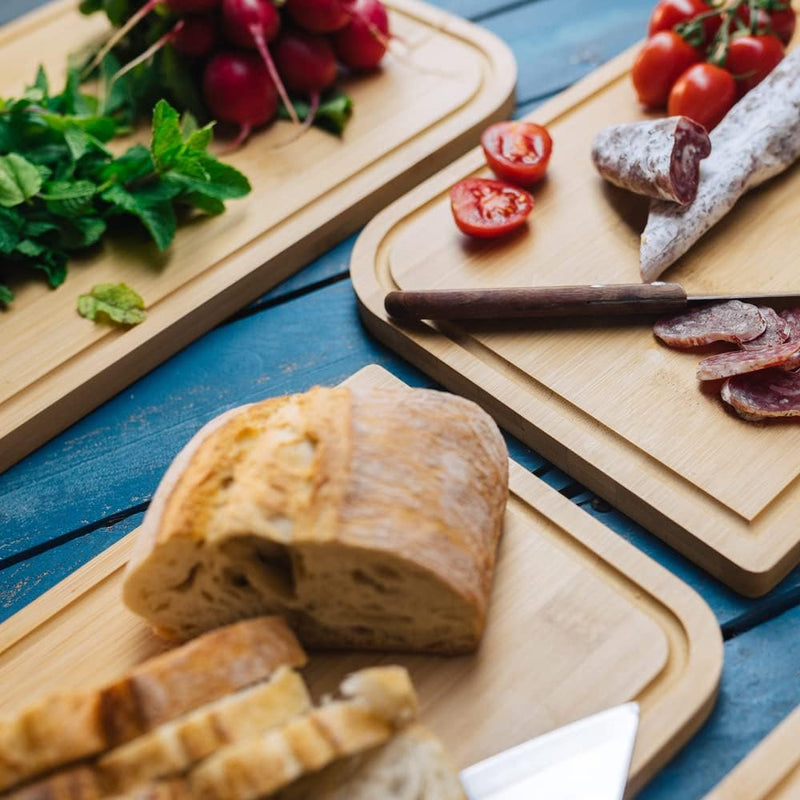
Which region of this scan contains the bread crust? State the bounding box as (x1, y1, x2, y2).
(0, 617, 306, 793)
(123, 386, 508, 651)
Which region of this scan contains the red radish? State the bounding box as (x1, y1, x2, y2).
(85, 0, 221, 74)
(333, 0, 390, 70)
(273, 30, 337, 95)
(221, 0, 300, 125)
(171, 15, 218, 56)
(285, 0, 351, 33)
(203, 51, 278, 148)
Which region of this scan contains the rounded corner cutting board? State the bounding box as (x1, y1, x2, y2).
(704, 704, 800, 800)
(0, 364, 721, 796)
(0, 0, 516, 475)
(350, 29, 800, 598)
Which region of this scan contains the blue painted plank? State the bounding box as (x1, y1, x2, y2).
(640, 603, 800, 800)
(0, 0, 50, 25)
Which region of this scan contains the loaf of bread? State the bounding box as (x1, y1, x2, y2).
(98, 666, 310, 792)
(272, 726, 466, 800)
(0, 617, 306, 793)
(123, 385, 508, 652)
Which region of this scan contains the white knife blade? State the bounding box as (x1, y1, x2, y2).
(460, 703, 639, 800)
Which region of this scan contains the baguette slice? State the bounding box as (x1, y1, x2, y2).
(0, 617, 306, 792)
(272, 726, 466, 800)
(106, 780, 191, 800)
(6, 766, 102, 800)
(189, 666, 418, 800)
(98, 667, 310, 793)
(123, 385, 509, 653)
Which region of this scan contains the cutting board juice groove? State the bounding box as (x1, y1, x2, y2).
(351, 29, 800, 596)
(0, 366, 721, 796)
(0, 0, 516, 475)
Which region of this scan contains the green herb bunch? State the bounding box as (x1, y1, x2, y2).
(0, 69, 250, 306)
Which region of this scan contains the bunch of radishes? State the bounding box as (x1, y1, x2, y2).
(84, 0, 391, 146)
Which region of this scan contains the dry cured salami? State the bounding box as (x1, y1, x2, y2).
(722, 369, 800, 419)
(696, 339, 800, 380)
(780, 308, 800, 337)
(653, 300, 765, 347)
(640, 47, 800, 281)
(740, 306, 791, 350)
(592, 117, 711, 205)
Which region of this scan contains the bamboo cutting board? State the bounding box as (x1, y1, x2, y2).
(350, 32, 800, 597)
(0, 365, 721, 796)
(704, 705, 800, 799)
(0, 0, 515, 475)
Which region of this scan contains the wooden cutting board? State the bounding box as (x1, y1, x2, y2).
(0, 0, 515, 475)
(350, 30, 800, 597)
(0, 365, 721, 795)
(704, 705, 800, 799)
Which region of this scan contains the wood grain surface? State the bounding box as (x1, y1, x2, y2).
(704, 702, 800, 799)
(0, 0, 516, 475)
(350, 29, 800, 596)
(0, 365, 722, 796)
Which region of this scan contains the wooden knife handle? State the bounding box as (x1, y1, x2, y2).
(384, 283, 689, 320)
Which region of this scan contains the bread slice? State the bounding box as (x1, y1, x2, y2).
(123, 385, 508, 652)
(6, 765, 102, 800)
(98, 666, 310, 793)
(272, 726, 466, 800)
(189, 665, 418, 800)
(105, 780, 191, 800)
(0, 617, 306, 792)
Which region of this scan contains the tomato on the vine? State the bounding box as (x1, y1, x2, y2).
(724, 34, 784, 95)
(737, 3, 796, 46)
(480, 122, 553, 186)
(450, 178, 534, 238)
(667, 63, 737, 130)
(632, 31, 702, 108)
(648, 0, 722, 42)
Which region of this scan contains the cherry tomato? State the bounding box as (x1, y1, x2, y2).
(737, 3, 796, 46)
(480, 122, 553, 186)
(648, 0, 722, 43)
(450, 178, 534, 238)
(724, 34, 784, 95)
(632, 31, 702, 108)
(668, 63, 737, 130)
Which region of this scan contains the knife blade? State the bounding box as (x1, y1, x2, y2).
(460, 702, 639, 800)
(384, 283, 800, 321)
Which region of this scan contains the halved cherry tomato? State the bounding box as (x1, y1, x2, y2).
(450, 178, 534, 238)
(724, 34, 784, 96)
(667, 63, 737, 130)
(480, 122, 553, 186)
(632, 31, 702, 108)
(648, 0, 722, 43)
(737, 4, 796, 46)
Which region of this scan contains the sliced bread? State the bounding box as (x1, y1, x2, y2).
(98, 666, 311, 793)
(0, 617, 306, 792)
(272, 726, 466, 800)
(123, 385, 509, 652)
(6, 765, 102, 800)
(189, 665, 418, 800)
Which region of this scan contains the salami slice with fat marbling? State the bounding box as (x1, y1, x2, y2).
(696, 339, 800, 380)
(653, 300, 765, 347)
(722, 368, 800, 419)
(592, 117, 711, 204)
(740, 306, 791, 350)
(640, 48, 800, 281)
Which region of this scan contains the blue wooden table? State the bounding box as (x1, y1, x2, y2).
(3, 1, 800, 797)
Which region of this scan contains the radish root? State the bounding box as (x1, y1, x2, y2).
(250, 24, 301, 126)
(84, 0, 160, 77)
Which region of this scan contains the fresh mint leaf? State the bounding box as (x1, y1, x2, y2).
(102, 184, 177, 250)
(180, 192, 226, 215)
(42, 180, 97, 217)
(102, 0, 131, 27)
(61, 69, 96, 117)
(279, 91, 353, 136)
(24, 219, 60, 237)
(79, 0, 103, 13)
(0, 154, 43, 207)
(61, 215, 106, 248)
(0, 283, 13, 305)
(99, 144, 154, 184)
(77, 282, 145, 325)
(0, 208, 22, 253)
(151, 99, 183, 170)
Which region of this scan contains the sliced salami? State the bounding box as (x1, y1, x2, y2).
(653, 300, 765, 347)
(640, 48, 800, 281)
(780, 307, 800, 338)
(740, 306, 791, 350)
(721, 368, 800, 419)
(696, 339, 800, 380)
(592, 117, 711, 205)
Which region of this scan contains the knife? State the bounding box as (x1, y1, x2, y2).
(460, 702, 639, 800)
(384, 283, 799, 321)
